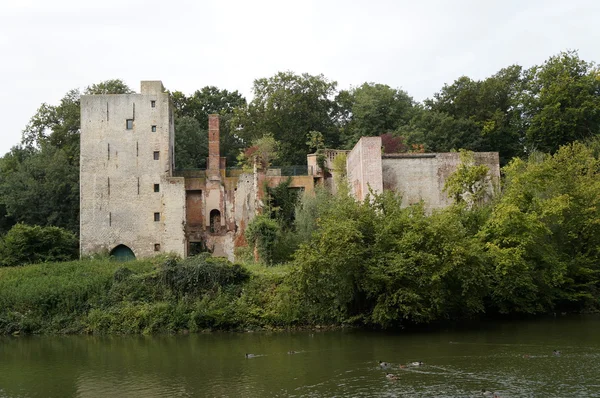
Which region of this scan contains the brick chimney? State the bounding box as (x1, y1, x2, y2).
(208, 114, 220, 180)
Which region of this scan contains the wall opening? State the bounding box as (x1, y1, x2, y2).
(189, 241, 208, 256)
(110, 244, 136, 261)
(126, 119, 133, 129)
(209, 209, 221, 234)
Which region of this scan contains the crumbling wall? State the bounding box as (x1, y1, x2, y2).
(381, 152, 500, 212)
(346, 137, 383, 201)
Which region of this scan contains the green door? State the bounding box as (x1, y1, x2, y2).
(110, 245, 136, 261)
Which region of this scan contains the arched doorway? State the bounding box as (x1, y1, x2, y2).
(110, 244, 136, 261)
(209, 209, 221, 233)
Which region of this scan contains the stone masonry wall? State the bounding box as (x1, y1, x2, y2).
(80, 81, 186, 258)
(346, 136, 383, 201)
(381, 152, 500, 212)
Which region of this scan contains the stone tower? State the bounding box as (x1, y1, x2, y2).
(79, 81, 186, 259)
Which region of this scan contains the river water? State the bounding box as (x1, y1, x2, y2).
(1, 316, 599, 397)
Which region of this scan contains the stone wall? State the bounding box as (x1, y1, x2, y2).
(381, 152, 500, 211)
(80, 81, 186, 258)
(346, 137, 383, 201)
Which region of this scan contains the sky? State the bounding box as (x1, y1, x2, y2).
(1, 0, 599, 156)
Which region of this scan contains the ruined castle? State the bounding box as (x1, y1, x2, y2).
(80, 81, 500, 261)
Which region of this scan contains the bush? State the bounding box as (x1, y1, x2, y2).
(0, 223, 78, 267)
(158, 254, 250, 298)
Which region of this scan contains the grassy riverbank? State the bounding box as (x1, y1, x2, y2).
(0, 255, 299, 335)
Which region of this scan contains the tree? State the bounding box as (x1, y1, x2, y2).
(523, 51, 600, 153)
(420, 66, 525, 163)
(174, 116, 208, 169)
(480, 141, 600, 313)
(0, 223, 78, 267)
(237, 134, 279, 171)
(85, 79, 135, 95)
(233, 72, 339, 165)
(339, 83, 415, 148)
(170, 86, 246, 165)
(443, 150, 492, 208)
(0, 145, 79, 233)
(1, 80, 134, 235)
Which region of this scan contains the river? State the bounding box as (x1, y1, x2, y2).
(1, 316, 599, 397)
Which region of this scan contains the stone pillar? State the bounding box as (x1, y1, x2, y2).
(208, 114, 220, 181)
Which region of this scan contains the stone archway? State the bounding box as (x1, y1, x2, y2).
(209, 209, 221, 234)
(110, 244, 136, 261)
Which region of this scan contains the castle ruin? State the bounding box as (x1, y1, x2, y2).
(80, 81, 500, 261)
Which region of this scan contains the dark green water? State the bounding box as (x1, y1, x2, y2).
(1, 316, 600, 397)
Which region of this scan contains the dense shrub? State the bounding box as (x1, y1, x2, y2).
(0, 223, 78, 267)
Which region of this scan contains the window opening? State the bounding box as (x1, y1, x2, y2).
(154, 243, 160, 251)
(154, 212, 160, 222)
(209, 209, 221, 234)
(152, 125, 157, 132)
(151, 100, 156, 108)
(154, 184, 160, 192)
(153, 151, 159, 160)
(126, 119, 133, 129)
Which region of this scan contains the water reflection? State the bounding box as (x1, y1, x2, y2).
(1, 316, 600, 397)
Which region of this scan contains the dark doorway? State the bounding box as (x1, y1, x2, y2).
(110, 244, 136, 261)
(209, 209, 221, 233)
(189, 241, 209, 256)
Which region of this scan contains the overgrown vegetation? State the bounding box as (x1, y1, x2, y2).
(2, 140, 600, 335)
(3, 51, 600, 334)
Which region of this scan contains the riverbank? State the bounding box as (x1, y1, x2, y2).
(0, 255, 304, 335)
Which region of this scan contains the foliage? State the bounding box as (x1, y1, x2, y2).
(174, 116, 208, 169)
(266, 177, 300, 230)
(85, 79, 134, 95)
(339, 83, 415, 148)
(292, 191, 490, 327)
(0, 145, 79, 233)
(0, 79, 134, 235)
(237, 134, 279, 170)
(0, 223, 78, 267)
(480, 141, 600, 313)
(157, 254, 250, 298)
(170, 86, 246, 165)
(523, 51, 600, 153)
(233, 72, 339, 165)
(245, 214, 280, 265)
(444, 150, 492, 207)
(380, 133, 407, 153)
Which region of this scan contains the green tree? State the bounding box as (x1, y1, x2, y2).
(174, 116, 208, 169)
(1, 80, 133, 234)
(0, 223, 78, 267)
(523, 51, 600, 153)
(170, 87, 246, 165)
(419, 65, 525, 163)
(86, 79, 135, 95)
(0, 145, 79, 233)
(443, 150, 492, 208)
(233, 72, 339, 165)
(245, 214, 280, 265)
(480, 141, 600, 313)
(339, 83, 415, 148)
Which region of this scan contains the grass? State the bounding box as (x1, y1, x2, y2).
(0, 257, 299, 335)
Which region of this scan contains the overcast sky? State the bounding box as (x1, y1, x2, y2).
(1, 0, 599, 156)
